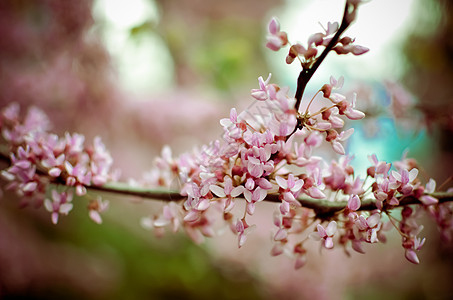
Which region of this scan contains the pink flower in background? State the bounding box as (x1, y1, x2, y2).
(419, 179, 438, 206)
(251, 74, 272, 101)
(236, 218, 256, 248)
(44, 190, 73, 224)
(266, 18, 288, 51)
(88, 197, 109, 224)
(310, 221, 337, 249)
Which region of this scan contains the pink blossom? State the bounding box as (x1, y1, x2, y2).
(243, 187, 267, 204)
(266, 18, 288, 51)
(44, 190, 73, 224)
(236, 219, 256, 248)
(209, 176, 245, 212)
(310, 221, 337, 249)
(251, 74, 272, 101)
(391, 168, 418, 195)
(88, 197, 109, 224)
(348, 194, 361, 211)
(419, 179, 438, 206)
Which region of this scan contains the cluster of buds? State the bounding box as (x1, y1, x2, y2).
(0, 103, 118, 224)
(266, 16, 368, 68)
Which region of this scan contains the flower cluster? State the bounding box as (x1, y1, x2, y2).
(137, 12, 452, 268)
(0, 0, 452, 270)
(266, 15, 368, 68)
(0, 103, 117, 224)
(139, 65, 448, 267)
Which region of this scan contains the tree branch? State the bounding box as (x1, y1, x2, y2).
(294, 1, 353, 111)
(88, 182, 453, 217)
(1, 148, 452, 218)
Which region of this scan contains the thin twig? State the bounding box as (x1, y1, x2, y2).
(1, 148, 453, 219)
(294, 1, 353, 112)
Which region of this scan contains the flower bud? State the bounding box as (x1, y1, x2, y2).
(321, 107, 332, 120)
(402, 206, 413, 218)
(367, 166, 376, 178)
(325, 129, 338, 142)
(304, 47, 318, 59)
(321, 84, 332, 98)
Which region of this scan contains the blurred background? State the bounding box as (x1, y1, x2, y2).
(0, 0, 452, 299)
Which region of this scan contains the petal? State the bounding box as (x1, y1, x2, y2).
(352, 240, 365, 254)
(287, 174, 295, 189)
(425, 178, 436, 193)
(271, 244, 284, 256)
(231, 186, 245, 198)
(405, 249, 420, 264)
(256, 178, 273, 190)
(245, 178, 255, 190)
(280, 201, 290, 215)
(246, 202, 256, 215)
(44, 199, 53, 212)
(348, 195, 361, 211)
(294, 256, 307, 269)
(338, 128, 354, 141)
(408, 168, 419, 182)
(419, 195, 438, 206)
(220, 118, 233, 127)
(64, 161, 74, 174)
(238, 233, 247, 248)
(59, 203, 73, 215)
(355, 216, 368, 230)
(345, 109, 365, 120)
(266, 36, 283, 51)
(268, 18, 280, 35)
(243, 189, 252, 202)
(257, 188, 267, 202)
(326, 221, 337, 236)
(391, 170, 402, 182)
(210, 185, 226, 198)
(153, 217, 170, 227)
(291, 179, 304, 192)
(351, 45, 369, 55)
(324, 237, 334, 249)
(400, 169, 409, 183)
(184, 210, 200, 222)
(51, 212, 59, 225)
(76, 184, 86, 196)
(276, 176, 288, 189)
(332, 141, 345, 155)
(308, 187, 326, 199)
(274, 228, 288, 241)
(317, 224, 327, 238)
(196, 198, 210, 211)
(230, 108, 237, 122)
(23, 181, 37, 192)
(367, 213, 380, 228)
(49, 167, 62, 177)
(89, 210, 102, 224)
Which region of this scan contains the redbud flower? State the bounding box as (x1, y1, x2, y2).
(44, 190, 73, 224)
(266, 18, 288, 51)
(236, 219, 256, 248)
(310, 221, 337, 249)
(88, 196, 109, 224)
(348, 194, 361, 211)
(251, 74, 272, 101)
(419, 179, 438, 206)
